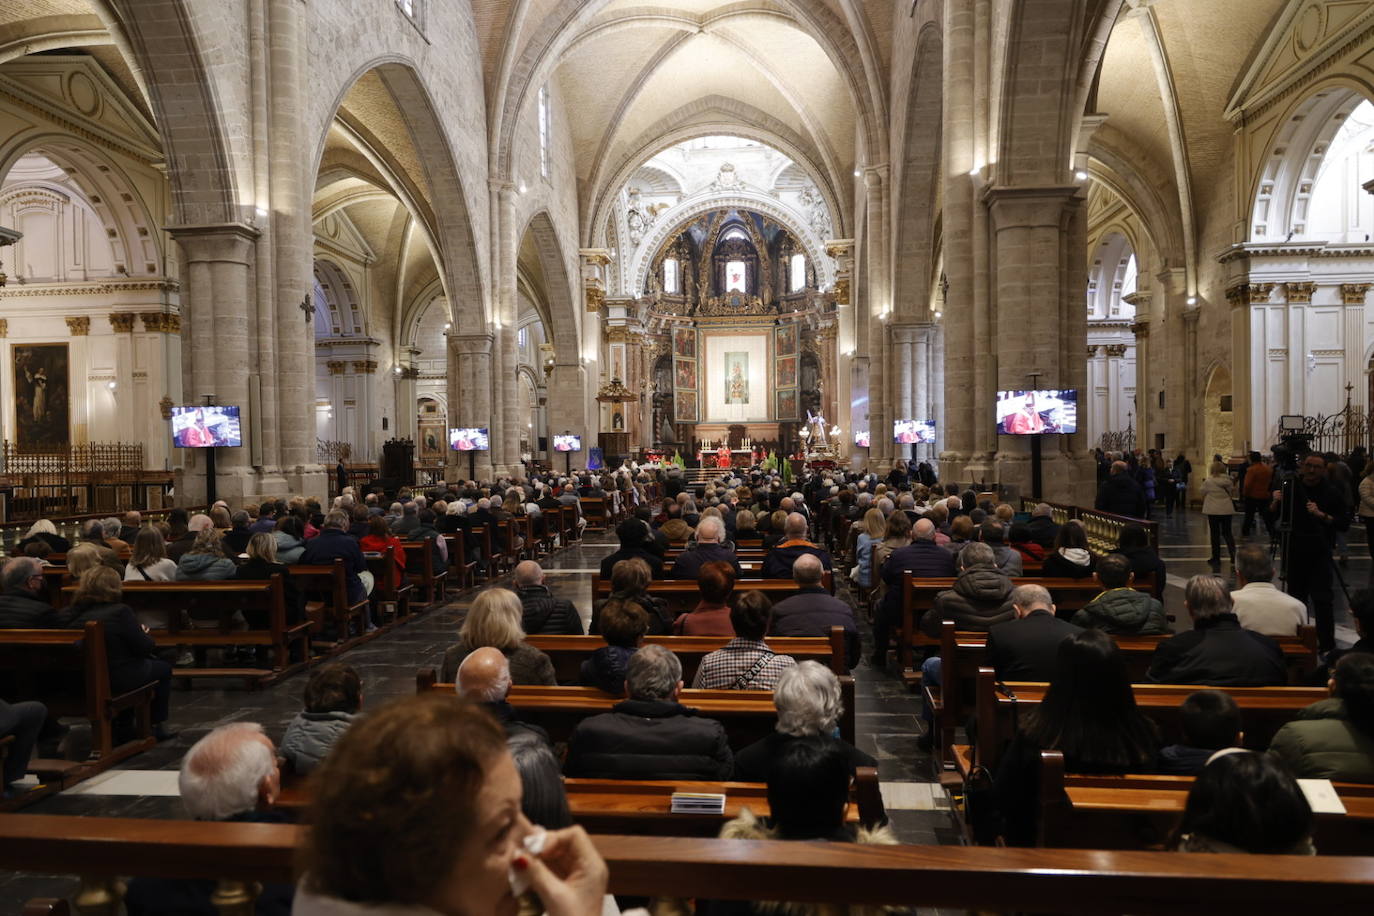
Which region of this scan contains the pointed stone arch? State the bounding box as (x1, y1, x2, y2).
(892, 22, 942, 320)
(519, 209, 580, 361)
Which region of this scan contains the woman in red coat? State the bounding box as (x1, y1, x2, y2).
(358, 515, 404, 589)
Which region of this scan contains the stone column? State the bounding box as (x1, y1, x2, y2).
(1156, 267, 1188, 455)
(863, 166, 891, 469)
(451, 333, 494, 480)
(985, 185, 1091, 502)
(941, 0, 977, 482)
(494, 183, 519, 474)
(64, 316, 91, 443)
(1125, 291, 1152, 449)
(169, 224, 260, 503)
(132, 310, 180, 471)
(107, 313, 137, 452)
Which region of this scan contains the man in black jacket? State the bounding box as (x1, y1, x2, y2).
(670, 516, 742, 579)
(1148, 575, 1286, 687)
(986, 584, 1082, 681)
(600, 518, 665, 580)
(564, 644, 732, 779)
(458, 647, 550, 744)
(872, 518, 957, 666)
(761, 512, 832, 579)
(1270, 452, 1347, 653)
(1024, 503, 1061, 549)
(1095, 461, 1148, 517)
(769, 553, 860, 669)
(513, 561, 583, 635)
(0, 557, 57, 629)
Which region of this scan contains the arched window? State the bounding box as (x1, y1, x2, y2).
(538, 86, 551, 179)
(663, 258, 679, 293)
(789, 253, 805, 292)
(1305, 99, 1374, 242)
(518, 326, 528, 350)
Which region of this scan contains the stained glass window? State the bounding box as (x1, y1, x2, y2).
(538, 86, 550, 178)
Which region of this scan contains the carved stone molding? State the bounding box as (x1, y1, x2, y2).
(395, 366, 420, 380)
(1104, 344, 1129, 358)
(585, 287, 605, 313)
(1341, 283, 1372, 305)
(1086, 344, 1100, 358)
(351, 360, 378, 374)
(65, 316, 90, 336)
(158, 396, 174, 420)
(139, 312, 181, 333)
(0, 319, 8, 338)
(605, 326, 633, 343)
(0, 279, 178, 297)
(1130, 320, 1150, 339)
(1224, 282, 1275, 307)
(325, 360, 347, 376)
(108, 312, 136, 333)
(579, 249, 611, 268)
(1284, 281, 1317, 303)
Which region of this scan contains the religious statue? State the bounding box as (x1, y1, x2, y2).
(725, 354, 749, 405)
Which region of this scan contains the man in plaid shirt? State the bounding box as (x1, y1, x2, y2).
(693, 591, 797, 689)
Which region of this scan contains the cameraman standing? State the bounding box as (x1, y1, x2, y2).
(1271, 452, 1346, 654)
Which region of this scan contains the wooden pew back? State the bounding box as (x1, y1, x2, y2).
(592, 576, 834, 617)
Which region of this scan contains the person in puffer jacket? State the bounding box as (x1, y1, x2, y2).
(280, 663, 361, 776)
(1072, 553, 1168, 635)
(1269, 653, 1374, 783)
(579, 597, 646, 695)
(919, 542, 1015, 637)
(513, 560, 584, 635)
(704, 736, 898, 916)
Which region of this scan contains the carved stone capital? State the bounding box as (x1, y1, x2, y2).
(1341, 283, 1371, 305)
(108, 312, 136, 333)
(1284, 281, 1316, 303)
(139, 311, 181, 333)
(1224, 282, 1275, 308)
(351, 359, 378, 374)
(1086, 344, 1100, 358)
(0, 318, 8, 338)
(1130, 320, 1150, 339)
(579, 248, 612, 267)
(325, 360, 347, 376)
(159, 396, 174, 420)
(65, 315, 90, 336)
(1104, 343, 1129, 358)
(585, 286, 605, 313)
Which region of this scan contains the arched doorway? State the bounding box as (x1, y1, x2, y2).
(1204, 365, 1233, 461)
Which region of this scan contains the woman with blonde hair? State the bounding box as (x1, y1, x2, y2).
(125, 527, 176, 582)
(440, 587, 556, 685)
(1200, 459, 1236, 570)
(853, 507, 887, 589)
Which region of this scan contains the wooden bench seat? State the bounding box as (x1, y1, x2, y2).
(580, 497, 610, 531)
(276, 769, 883, 835)
(399, 540, 447, 605)
(6, 814, 1374, 912)
(592, 575, 835, 616)
(365, 546, 413, 623)
(416, 672, 856, 748)
(0, 622, 157, 782)
(288, 560, 371, 652)
(1037, 750, 1374, 854)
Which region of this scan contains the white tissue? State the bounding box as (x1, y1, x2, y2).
(507, 826, 548, 897)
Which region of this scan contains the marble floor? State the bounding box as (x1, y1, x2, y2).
(0, 510, 1364, 908)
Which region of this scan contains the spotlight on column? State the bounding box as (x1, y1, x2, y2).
(1186, 296, 1198, 305)
(106, 381, 117, 391)
(393, 365, 402, 375)
(1074, 170, 1088, 181)
(518, 183, 527, 194)
(853, 168, 861, 177)
(933, 310, 943, 320)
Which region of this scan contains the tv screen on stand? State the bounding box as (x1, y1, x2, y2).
(996, 389, 1078, 435)
(449, 427, 490, 451)
(171, 405, 242, 448)
(853, 430, 871, 448)
(893, 419, 936, 445)
(553, 435, 582, 452)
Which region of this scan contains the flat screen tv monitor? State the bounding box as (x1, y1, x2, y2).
(553, 434, 582, 452)
(893, 419, 936, 445)
(996, 389, 1078, 435)
(449, 427, 490, 451)
(170, 405, 242, 448)
(853, 430, 871, 448)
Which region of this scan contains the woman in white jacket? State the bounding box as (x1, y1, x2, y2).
(1200, 460, 1236, 569)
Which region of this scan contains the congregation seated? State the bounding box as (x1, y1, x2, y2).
(1269, 652, 1374, 782)
(732, 661, 878, 788)
(852, 508, 886, 589)
(762, 513, 832, 579)
(600, 518, 665, 580)
(1008, 522, 1046, 564)
(0, 698, 45, 798)
(406, 508, 448, 568)
(166, 511, 208, 562)
(920, 542, 1015, 637)
(992, 629, 1159, 846)
(441, 588, 556, 685)
(124, 722, 291, 916)
(459, 646, 549, 744)
(760, 509, 790, 550)
(0, 557, 58, 628)
(565, 643, 732, 780)
(1171, 751, 1315, 855)
(1147, 575, 1286, 687)
(358, 515, 405, 590)
(301, 510, 373, 605)
(235, 532, 303, 628)
(674, 561, 738, 636)
(99, 517, 131, 554)
(1112, 523, 1166, 599)
(977, 520, 1023, 577)
(986, 584, 1082, 682)
(770, 553, 860, 669)
(125, 527, 177, 583)
(693, 591, 796, 690)
(222, 510, 253, 555)
(514, 560, 583, 636)
(63, 566, 175, 741)
(869, 511, 911, 610)
(592, 557, 672, 636)
(1231, 544, 1306, 637)
(174, 527, 235, 582)
(734, 509, 761, 545)
(1071, 552, 1167, 635)
(279, 663, 361, 776)
(1040, 520, 1095, 579)
(672, 516, 741, 580)
(16, 518, 69, 555)
(1024, 502, 1060, 549)
(580, 598, 646, 695)
(874, 517, 955, 664)
(1158, 690, 1242, 775)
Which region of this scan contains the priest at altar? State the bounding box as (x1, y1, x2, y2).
(717, 444, 732, 469)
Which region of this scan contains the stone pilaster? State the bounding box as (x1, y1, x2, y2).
(451, 332, 494, 480)
(863, 165, 891, 469)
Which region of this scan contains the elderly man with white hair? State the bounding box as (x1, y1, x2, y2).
(457, 646, 549, 744)
(730, 662, 881, 798)
(671, 514, 742, 579)
(123, 722, 293, 914)
(762, 512, 832, 579)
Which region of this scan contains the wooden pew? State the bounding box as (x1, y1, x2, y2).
(580, 497, 609, 531)
(440, 534, 479, 590)
(366, 546, 413, 622)
(416, 671, 857, 747)
(276, 768, 883, 835)
(7, 814, 1374, 913)
(972, 668, 1328, 772)
(526, 628, 848, 684)
(288, 560, 370, 651)
(561, 505, 581, 543)
(0, 622, 157, 779)
(64, 576, 309, 685)
(591, 575, 835, 617)
(493, 519, 521, 573)
(898, 573, 1158, 680)
(1037, 749, 1374, 854)
(928, 621, 1320, 770)
(399, 540, 447, 605)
